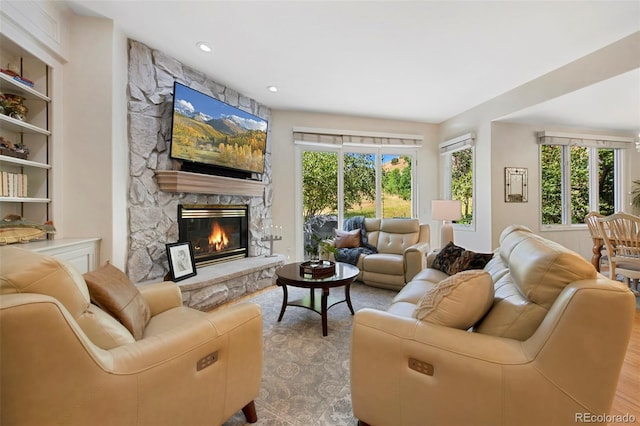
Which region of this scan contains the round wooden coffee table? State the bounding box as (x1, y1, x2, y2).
(275, 261, 359, 336)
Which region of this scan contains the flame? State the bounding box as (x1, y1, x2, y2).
(208, 222, 229, 251)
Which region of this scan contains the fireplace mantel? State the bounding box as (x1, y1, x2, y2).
(155, 171, 265, 197)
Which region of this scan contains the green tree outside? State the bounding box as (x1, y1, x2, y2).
(302, 152, 377, 221)
(451, 148, 473, 225)
(541, 145, 615, 225)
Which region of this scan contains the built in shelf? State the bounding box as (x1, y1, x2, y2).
(0, 114, 50, 135)
(0, 196, 50, 203)
(0, 72, 50, 102)
(0, 155, 50, 169)
(156, 170, 265, 197)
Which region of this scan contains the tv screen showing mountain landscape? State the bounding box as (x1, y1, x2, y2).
(170, 82, 268, 174)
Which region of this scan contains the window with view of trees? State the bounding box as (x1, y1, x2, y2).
(441, 137, 474, 226)
(302, 150, 414, 221)
(540, 144, 617, 225)
(301, 148, 416, 259)
(450, 148, 473, 225)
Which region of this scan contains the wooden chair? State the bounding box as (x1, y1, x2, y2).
(585, 211, 607, 272)
(597, 212, 640, 294)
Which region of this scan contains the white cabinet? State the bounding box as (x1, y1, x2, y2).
(0, 34, 51, 224)
(25, 238, 101, 274)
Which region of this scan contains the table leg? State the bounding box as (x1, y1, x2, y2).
(345, 281, 355, 315)
(321, 287, 329, 336)
(277, 280, 288, 322)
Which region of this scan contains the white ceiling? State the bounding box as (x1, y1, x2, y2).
(68, 0, 640, 132)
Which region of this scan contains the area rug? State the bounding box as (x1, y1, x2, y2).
(223, 281, 396, 426)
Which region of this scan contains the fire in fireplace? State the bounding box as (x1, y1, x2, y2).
(178, 204, 249, 266)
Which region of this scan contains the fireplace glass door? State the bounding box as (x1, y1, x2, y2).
(178, 205, 248, 265)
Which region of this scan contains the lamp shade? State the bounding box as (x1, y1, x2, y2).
(432, 200, 462, 221)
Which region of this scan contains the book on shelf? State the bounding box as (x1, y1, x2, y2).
(0, 172, 28, 198)
(0, 69, 36, 87)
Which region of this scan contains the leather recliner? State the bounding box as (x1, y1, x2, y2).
(350, 225, 636, 426)
(326, 218, 430, 291)
(0, 246, 263, 426)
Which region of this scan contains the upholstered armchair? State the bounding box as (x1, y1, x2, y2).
(324, 218, 430, 290)
(0, 246, 262, 426)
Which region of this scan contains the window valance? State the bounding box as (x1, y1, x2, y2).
(293, 127, 423, 148)
(439, 133, 475, 155)
(537, 131, 634, 149)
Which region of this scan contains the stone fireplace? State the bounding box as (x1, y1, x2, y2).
(127, 40, 284, 311)
(178, 204, 249, 266)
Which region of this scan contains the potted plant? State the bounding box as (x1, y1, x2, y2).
(632, 179, 640, 213)
(305, 234, 338, 261)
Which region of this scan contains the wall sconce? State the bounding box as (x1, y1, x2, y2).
(431, 200, 462, 248)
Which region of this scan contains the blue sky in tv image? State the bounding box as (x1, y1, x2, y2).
(173, 82, 267, 132)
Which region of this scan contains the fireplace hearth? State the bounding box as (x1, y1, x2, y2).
(178, 204, 249, 266)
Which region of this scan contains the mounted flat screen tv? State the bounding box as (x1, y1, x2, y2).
(170, 82, 268, 179)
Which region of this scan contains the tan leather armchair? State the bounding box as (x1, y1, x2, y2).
(0, 246, 262, 426)
(326, 218, 430, 291)
(351, 226, 636, 426)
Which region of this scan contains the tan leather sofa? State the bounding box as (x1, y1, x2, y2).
(351, 225, 636, 426)
(326, 218, 430, 291)
(0, 246, 262, 426)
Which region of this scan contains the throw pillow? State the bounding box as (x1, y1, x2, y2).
(83, 262, 151, 340)
(414, 270, 494, 330)
(334, 228, 361, 249)
(449, 250, 494, 275)
(431, 241, 465, 275)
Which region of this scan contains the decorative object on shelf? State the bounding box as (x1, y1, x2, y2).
(299, 260, 336, 279)
(166, 241, 197, 282)
(261, 224, 283, 257)
(504, 167, 528, 202)
(0, 214, 56, 245)
(0, 93, 28, 121)
(1, 68, 35, 88)
(0, 136, 29, 159)
(432, 199, 462, 247)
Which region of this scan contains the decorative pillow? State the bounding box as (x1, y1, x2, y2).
(83, 262, 151, 340)
(414, 270, 494, 330)
(431, 241, 465, 275)
(334, 228, 361, 249)
(449, 250, 494, 275)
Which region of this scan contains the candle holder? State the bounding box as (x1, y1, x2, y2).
(261, 234, 282, 257)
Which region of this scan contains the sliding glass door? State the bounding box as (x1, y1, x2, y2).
(299, 146, 416, 259)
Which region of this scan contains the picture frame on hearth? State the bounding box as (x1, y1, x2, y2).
(166, 241, 197, 282)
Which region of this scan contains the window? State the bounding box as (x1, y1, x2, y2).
(440, 134, 475, 226)
(294, 129, 421, 259)
(538, 131, 629, 227)
(301, 148, 416, 221)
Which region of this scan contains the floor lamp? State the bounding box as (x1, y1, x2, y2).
(432, 200, 462, 248)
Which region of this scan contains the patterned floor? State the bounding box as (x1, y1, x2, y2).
(223, 281, 396, 426)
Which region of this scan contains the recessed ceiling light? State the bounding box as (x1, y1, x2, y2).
(196, 42, 212, 53)
(267, 85, 278, 93)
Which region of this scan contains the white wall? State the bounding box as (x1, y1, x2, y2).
(270, 110, 439, 261)
(63, 15, 120, 267)
(491, 121, 639, 260)
(110, 23, 129, 269)
(439, 32, 640, 257)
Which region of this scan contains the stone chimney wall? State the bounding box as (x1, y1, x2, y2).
(126, 40, 273, 282)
